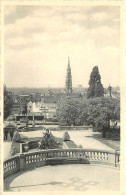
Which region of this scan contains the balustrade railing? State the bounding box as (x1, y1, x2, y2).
(4, 149, 120, 179)
(4, 156, 20, 179)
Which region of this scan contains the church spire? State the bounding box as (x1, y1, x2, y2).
(68, 56, 70, 67)
(65, 57, 72, 94)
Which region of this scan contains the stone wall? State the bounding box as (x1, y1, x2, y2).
(59, 126, 92, 130)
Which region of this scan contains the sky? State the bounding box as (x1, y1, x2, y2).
(4, 5, 120, 88)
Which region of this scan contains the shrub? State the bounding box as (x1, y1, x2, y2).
(63, 131, 70, 141)
(12, 131, 20, 142)
(78, 144, 83, 148)
(40, 130, 59, 149)
(10, 146, 20, 156)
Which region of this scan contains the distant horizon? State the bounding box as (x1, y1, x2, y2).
(7, 85, 120, 89)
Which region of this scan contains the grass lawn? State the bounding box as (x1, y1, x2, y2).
(93, 133, 120, 151)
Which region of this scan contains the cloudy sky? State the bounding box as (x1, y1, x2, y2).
(4, 5, 120, 88)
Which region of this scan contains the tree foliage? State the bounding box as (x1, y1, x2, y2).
(87, 66, 104, 98)
(4, 85, 13, 120)
(84, 97, 120, 130)
(56, 96, 82, 126)
(40, 130, 59, 149)
(56, 96, 120, 131)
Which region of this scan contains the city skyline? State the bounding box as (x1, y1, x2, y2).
(4, 5, 120, 88)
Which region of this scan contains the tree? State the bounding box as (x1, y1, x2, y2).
(56, 96, 81, 126)
(82, 97, 120, 131)
(65, 57, 72, 94)
(56, 94, 120, 132)
(4, 85, 13, 120)
(87, 66, 104, 98)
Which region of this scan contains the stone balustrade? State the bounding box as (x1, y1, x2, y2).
(59, 126, 92, 130)
(4, 156, 20, 179)
(4, 149, 120, 180)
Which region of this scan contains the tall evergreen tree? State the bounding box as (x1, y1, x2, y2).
(87, 66, 104, 98)
(65, 57, 72, 94)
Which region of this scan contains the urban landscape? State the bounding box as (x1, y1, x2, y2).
(4, 58, 120, 191)
(3, 5, 120, 193)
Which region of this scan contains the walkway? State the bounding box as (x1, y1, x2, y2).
(3, 129, 114, 160)
(9, 164, 120, 191)
(20, 130, 114, 151)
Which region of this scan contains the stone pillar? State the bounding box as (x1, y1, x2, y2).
(115, 150, 120, 167)
(19, 154, 26, 171)
(108, 152, 115, 166)
(20, 143, 23, 154)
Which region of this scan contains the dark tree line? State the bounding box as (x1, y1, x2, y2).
(4, 85, 13, 120)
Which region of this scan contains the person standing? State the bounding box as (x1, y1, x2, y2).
(10, 129, 14, 141)
(38, 141, 41, 150)
(4, 128, 8, 140)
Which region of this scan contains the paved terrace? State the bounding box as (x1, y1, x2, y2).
(9, 164, 120, 191)
(4, 129, 120, 192)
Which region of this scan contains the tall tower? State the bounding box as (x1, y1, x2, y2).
(65, 57, 72, 94)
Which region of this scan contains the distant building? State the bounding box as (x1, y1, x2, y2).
(27, 95, 59, 119)
(104, 85, 120, 98)
(27, 101, 33, 113)
(40, 95, 59, 118)
(11, 102, 20, 115)
(11, 95, 20, 115)
(107, 85, 112, 97)
(19, 95, 30, 114)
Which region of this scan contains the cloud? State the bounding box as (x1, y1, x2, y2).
(4, 6, 17, 17)
(4, 5, 120, 88)
(4, 5, 120, 47)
